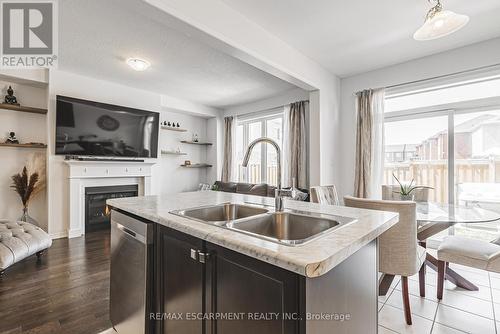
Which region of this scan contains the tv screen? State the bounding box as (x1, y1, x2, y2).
(55, 96, 159, 158)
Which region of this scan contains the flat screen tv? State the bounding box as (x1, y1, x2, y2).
(55, 96, 159, 158)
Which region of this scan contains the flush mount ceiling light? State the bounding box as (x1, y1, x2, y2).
(414, 0, 469, 41)
(126, 58, 151, 71)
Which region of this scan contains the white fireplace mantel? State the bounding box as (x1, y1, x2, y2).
(65, 160, 156, 238)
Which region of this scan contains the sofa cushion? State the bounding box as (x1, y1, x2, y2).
(237, 183, 268, 197)
(214, 181, 237, 193)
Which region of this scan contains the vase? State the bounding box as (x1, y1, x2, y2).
(400, 194, 414, 201)
(19, 206, 40, 227)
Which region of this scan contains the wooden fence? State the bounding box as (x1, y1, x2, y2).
(238, 164, 278, 186)
(385, 159, 500, 203)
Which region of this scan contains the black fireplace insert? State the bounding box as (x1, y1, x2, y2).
(85, 185, 138, 232)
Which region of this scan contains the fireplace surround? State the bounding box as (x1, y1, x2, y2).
(65, 160, 155, 238)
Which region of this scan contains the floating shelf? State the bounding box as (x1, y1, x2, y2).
(180, 163, 212, 168)
(0, 103, 47, 115)
(161, 126, 187, 132)
(0, 143, 47, 149)
(181, 140, 212, 146)
(161, 150, 187, 156)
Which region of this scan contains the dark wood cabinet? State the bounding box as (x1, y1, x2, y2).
(155, 226, 205, 334)
(156, 226, 303, 334)
(205, 243, 303, 334)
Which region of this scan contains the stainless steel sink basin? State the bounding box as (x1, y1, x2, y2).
(226, 212, 356, 246)
(171, 203, 268, 224)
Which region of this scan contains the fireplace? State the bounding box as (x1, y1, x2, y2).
(85, 185, 138, 232)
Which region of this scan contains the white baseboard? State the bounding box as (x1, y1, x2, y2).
(68, 228, 83, 239)
(49, 231, 68, 239)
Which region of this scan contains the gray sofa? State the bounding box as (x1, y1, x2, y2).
(213, 181, 310, 201)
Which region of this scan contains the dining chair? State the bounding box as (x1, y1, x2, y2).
(382, 184, 430, 202)
(344, 196, 426, 325)
(436, 236, 500, 300)
(310, 185, 340, 205)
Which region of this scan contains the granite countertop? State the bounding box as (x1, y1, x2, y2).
(107, 191, 398, 278)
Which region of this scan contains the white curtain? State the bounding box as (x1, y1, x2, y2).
(354, 88, 385, 199)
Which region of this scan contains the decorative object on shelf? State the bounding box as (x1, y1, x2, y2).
(392, 173, 433, 201)
(11, 155, 46, 227)
(5, 131, 19, 144)
(192, 133, 199, 142)
(167, 121, 171, 126)
(176, 123, 180, 128)
(97, 115, 120, 131)
(4, 86, 19, 106)
(184, 160, 191, 165)
(414, 0, 469, 41)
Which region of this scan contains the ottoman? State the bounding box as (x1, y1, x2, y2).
(0, 219, 52, 277)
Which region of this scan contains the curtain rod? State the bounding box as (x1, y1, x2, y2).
(386, 63, 500, 89)
(355, 63, 500, 95)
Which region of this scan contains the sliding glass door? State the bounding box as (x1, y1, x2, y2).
(453, 108, 500, 241)
(384, 106, 500, 242)
(384, 114, 449, 204)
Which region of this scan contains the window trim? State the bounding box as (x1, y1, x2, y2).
(236, 111, 284, 185)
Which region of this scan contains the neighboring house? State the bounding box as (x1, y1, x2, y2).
(411, 114, 500, 161)
(385, 144, 418, 163)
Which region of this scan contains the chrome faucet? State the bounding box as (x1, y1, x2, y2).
(242, 137, 292, 211)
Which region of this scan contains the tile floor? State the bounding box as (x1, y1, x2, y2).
(100, 260, 500, 334)
(379, 261, 500, 334)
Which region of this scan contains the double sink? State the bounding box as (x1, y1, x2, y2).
(171, 203, 356, 246)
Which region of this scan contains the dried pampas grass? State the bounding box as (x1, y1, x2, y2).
(10, 153, 46, 207)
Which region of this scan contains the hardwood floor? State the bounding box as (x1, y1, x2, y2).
(0, 230, 112, 334)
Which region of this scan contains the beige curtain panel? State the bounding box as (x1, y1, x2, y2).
(286, 101, 307, 188)
(354, 89, 385, 198)
(221, 116, 234, 182)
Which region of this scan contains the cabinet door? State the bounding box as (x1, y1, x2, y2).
(156, 226, 205, 334)
(205, 243, 303, 334)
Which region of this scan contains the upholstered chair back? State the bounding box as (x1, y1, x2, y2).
(382, 185, 430, 202)
(310, 185, 340, 206)
(344, 196, 420, 276)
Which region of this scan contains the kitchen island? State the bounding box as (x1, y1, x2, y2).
(107, 191, 398, 334)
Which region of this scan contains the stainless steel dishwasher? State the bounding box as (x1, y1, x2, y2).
(110, 210, 153, 334)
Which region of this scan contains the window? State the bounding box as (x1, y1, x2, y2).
(384, 74, 500, 243)
(235, 111, 283, 186)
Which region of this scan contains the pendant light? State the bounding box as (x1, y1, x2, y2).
(414, 0, 469, 41)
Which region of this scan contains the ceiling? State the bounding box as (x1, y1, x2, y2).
(221, 0, 500, 77)
(59, 0, 297, 109)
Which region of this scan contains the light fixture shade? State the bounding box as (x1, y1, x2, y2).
(414, 10, 469, 41)
(126, 58, 151, 71)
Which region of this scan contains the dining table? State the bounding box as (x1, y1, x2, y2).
(379, 201, 500, 296)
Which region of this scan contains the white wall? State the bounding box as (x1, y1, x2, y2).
(158, 110, 210, 194)
(339, 37, 500, 198)
(0, 80, 48, 230)
(47, 69, 214, 237)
